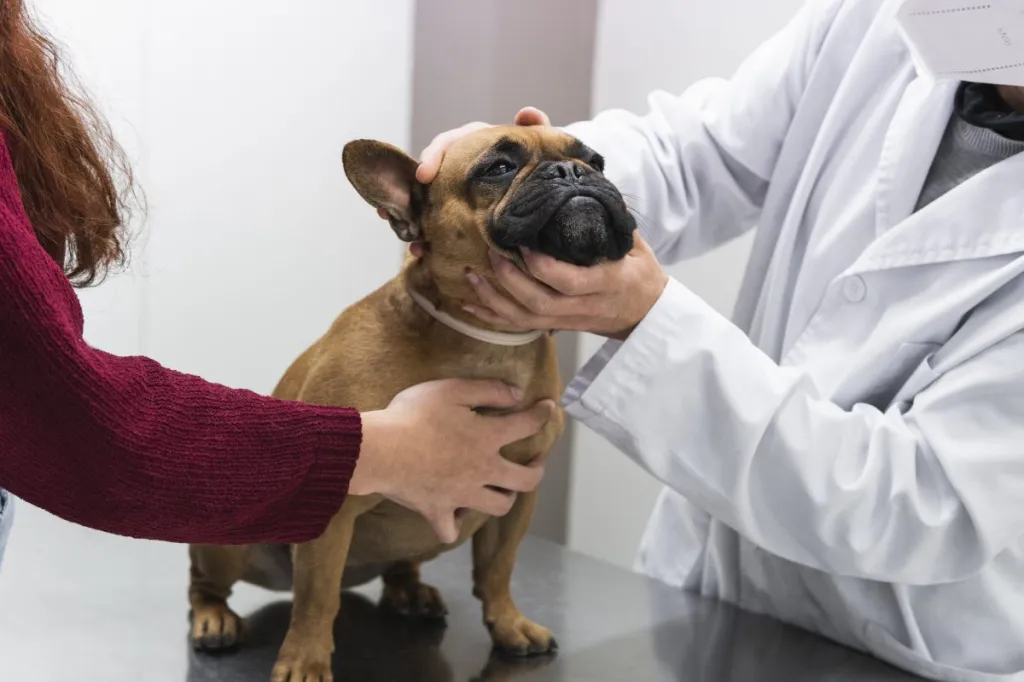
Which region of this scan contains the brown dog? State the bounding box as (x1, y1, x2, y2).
(187, 125, 635, 682)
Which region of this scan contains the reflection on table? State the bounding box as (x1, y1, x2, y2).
(187, 537, 923, 682)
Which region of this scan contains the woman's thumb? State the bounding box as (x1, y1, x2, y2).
(445, 378, 523, 409)
(429, 512, 460, 545)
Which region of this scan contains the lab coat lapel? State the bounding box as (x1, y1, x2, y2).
(850, 78, 1024, 274)
(874, 76, 956, 237)
(849, 152, 1024, 274)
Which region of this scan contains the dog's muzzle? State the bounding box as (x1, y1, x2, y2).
(491, 160, 635, 266)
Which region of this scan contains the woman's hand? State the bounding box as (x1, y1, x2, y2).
(352, 379, 556, 544)
(467, 240, 668, 340)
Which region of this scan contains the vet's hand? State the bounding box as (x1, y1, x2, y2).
(354, 379, 555, 544)
(418, 107, 550, 183)
(378, 107, 551, 240)
(466, 238, 669, 340)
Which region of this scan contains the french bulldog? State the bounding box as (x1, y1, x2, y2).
(187, 125, 635, 682)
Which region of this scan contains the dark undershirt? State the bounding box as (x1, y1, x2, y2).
(956, 81, 1024, 141)
(914, 82, 1024, 211)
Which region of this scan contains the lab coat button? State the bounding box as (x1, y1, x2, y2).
(843, 276, 866, 303)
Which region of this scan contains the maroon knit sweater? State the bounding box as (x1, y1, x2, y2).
(0, 133, 362, 545)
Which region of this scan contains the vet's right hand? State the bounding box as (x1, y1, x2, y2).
(354, 379, 556, 544)
(382, 107, 553, 258)
(416, 107, 551, 184)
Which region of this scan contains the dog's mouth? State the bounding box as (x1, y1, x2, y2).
(533, 195, 619, 267)
(490, 177, 635, 267)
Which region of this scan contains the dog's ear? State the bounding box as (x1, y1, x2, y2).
(343, 140, 424, 242)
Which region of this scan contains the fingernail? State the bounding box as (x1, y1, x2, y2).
(462, 305, 477, 315)
(521, 246, 531, 255)
(467, 272, 481, 285)
(510, 386, 524, 400)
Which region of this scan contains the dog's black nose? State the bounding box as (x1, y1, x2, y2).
(538, 160, 586, 182)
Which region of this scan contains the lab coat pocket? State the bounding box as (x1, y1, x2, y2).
(865, 623, 1024, 682)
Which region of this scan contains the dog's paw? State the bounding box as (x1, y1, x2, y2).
(190, 602, 242, 652)
(270, 651, 333, 682)
(487, 615, 557, 657)
(380, 581, 448, 619)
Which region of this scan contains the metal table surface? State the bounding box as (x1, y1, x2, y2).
(1, 504, 923, 682)
(187, 540, 925, 682)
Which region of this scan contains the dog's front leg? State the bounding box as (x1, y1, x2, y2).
(271, 509, 357, 682)
(472, 490, 556, 657)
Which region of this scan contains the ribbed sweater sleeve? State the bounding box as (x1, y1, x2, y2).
(0, 134, 361, 544)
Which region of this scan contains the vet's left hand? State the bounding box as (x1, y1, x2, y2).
(460, 235, 669, 340)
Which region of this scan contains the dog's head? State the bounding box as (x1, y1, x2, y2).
(342, 126, 635, 303)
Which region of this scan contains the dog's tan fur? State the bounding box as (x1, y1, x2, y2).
(187, 127, 613, 682)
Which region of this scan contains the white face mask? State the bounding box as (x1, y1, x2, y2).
(896, 1, 1024, 86)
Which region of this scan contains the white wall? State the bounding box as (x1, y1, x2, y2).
(34, 0, 149, 357)
(566, 0, 806, 569)
(29, 0, 412, 387)
(0, 2, 412, 676)
(140, 2, 412, 390)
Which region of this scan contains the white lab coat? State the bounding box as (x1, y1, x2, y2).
(562, 0, 1024, 679)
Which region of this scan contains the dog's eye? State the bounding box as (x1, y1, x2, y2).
(482, 160, 517, 178)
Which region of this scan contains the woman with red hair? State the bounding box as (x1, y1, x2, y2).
(0, 0, 552, 565)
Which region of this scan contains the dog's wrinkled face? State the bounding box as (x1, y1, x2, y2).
(446, 126, 635, 266)
(343, 126, 634, 280)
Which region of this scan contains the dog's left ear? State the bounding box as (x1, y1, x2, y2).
(343, 140, 425, 242)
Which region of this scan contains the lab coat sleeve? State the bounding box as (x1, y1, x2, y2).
(564, 278, 1024, 585)
(564, 0, 845, 264)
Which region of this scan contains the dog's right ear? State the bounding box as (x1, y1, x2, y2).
(343, 140, 424, 242)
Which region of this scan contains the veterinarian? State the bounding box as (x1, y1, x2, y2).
(0, 0, 553, 570)
(416, 1, 1024, 679)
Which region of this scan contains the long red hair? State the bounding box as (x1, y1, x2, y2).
(0, 0, 139, 286)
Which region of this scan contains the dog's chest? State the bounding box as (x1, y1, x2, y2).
(346, 501, 490, 566)
(430, 349, 540, 394)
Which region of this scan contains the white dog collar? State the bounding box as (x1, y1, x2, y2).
(407, 287, 544, 347)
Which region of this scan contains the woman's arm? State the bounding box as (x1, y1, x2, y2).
(0, 194, 362, 544)
(0, 166, 553, 546)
